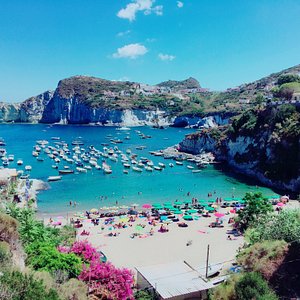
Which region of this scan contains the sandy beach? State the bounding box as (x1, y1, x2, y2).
(76, 208, 244, 271)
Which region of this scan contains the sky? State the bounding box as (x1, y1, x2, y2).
(1, 0, 300, 102)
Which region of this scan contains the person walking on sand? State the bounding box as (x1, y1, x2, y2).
(69, 200, 72, 206)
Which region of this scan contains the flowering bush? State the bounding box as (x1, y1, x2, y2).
(58, 240, 134, 299)
(79, 261, 134, 300)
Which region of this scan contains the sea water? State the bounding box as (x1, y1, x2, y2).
(0, 124, 274, 214)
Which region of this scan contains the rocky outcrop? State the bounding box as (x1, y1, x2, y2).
(0, 103, 20, 122)
(0, 91, 53, 123)
(19, 91, 53, 123)
(179, 105, 300, 194)
(172, 114, 231, 128)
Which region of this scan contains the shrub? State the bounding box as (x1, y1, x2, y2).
(26, 242, 82, 278)
(246, 209, 300, 244)
(277, 74, 300, 85)
(0, 270, 60, 300)
(0, 212, 19, 245)
(237, 240, 288, 279)
(79, 261, 134, 300)
(235, 272, 278, 300)
(0, 241, 11, 268)
(58, 278, 88, 300)
(210, 274, 240, 300)
(70, 240, 100, 263)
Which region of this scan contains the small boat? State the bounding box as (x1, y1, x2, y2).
(3, 161, 8, 166)
(25, 165, 32, 171)
(59, 169, 74, 175)
(169, 163, 174, 167)
(154, 166, 162, 171)
(158, 162, 165, 168)
(192, 170, 201, 173)
(52, 165, 58, 169)
(145, 166, 153, 172)
(103, 168, 112, 174)
(123, 163, 131, 168)
(17, 159, 23, 165)
(76, 167, 87, 173)
(20, 174, 29, 179)
(84, 165, 92, 170)
(95, 165, 101, 170)
(48, 176, 62, 182)
(0, 148, 6, 157)
(132, 166, 143, 172)
(187, 165, 194, 169)
(8, 155, 14, 161)
(176, 161, 183, 165)
(123, 170, 129, 174)
(72, 140, 84, 146)
(118, 127, 131, 131)
(32, 151, 39, 157)
(135, 146, 146, 150)
(0, 138, 6, 146)
(51, 137, 61, 140)
(36, 157, 44, 162)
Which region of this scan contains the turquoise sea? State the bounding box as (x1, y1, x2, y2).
(0, 124, 275, 214)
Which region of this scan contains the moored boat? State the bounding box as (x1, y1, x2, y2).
(48, 176, 62, 182)
(59, 169, 74, 175)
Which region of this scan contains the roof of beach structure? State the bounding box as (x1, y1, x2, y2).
(0, 168, 18, 179)
(136, 261, 225, 299)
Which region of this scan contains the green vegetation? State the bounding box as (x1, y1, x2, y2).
(235, 272, 278, 300)
(26, 242, 82, 278)
(0, 270, 60, 300)
(237, 192, 273, 231)
(277, 74, 300, 85)
(210, 272, 277, 300)
(246, 209, 300, 244)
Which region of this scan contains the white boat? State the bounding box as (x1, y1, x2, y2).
(145, 166, 153, 172)
(187, 165, 194, 169)
(0, 148, 6, 157)
(25, 165, 32, 171)
(132, 166, 143, 172)
(158, 162, 165, 168)
(147, 161, 154, 166)
(32, 151, 39, 157)
(48, 176, 62, 182)
(123, 170, 129, 174)
(118, 127, 131, 131)
(95, 165, 101, 170)
(123, 163, 131, 168)
(154, 166, 162, 171)
(169, 163, 174, 167)
(76, 167, 87, 173)
(8, 155, 14, 161)
(84, 165, 92, 170)
(103, 168, 112, 174)
(192, 170, 201, 173)
(52, 165, 58, 169)
(17, 159, 23, 165)
(176, 161, 183, 165)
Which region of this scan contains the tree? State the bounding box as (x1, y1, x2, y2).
(277, 74, 300, 85)
(235, 272, 278, 300)
(237, 192, 273, 231)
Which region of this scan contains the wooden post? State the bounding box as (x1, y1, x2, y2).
(205, 244, 210, 278)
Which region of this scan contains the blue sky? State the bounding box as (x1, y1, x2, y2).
(1, 0, 300, 102)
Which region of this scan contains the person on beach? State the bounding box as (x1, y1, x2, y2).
(74, 201, 77, 207)
(69, 200, 72, 206)
(49, 217, 53, 224)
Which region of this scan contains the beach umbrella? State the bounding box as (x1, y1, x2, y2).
(174, 201, 183, 205)
(214, 212, 225, 218)
(169, 207, 178, 212)
(206, 207, 215, 212)
(153, 204, 163, 210)
(187, 209, 198, 214)
(152, 203, 162, 208)
(142, 204, 152, 209)
(90, 208, 98, 213)
(131, 203, 139, 207)
(230, 209, 236, 214)
(183, 215, 193, 221)
(277, 202, 284, 207)
(163, 202, 173, 206)
(135, 225, 144, 233)
(184, 200, 192, 204)
(158, 209, 167, 214)
(160, 216, 168, 221)
(173, 210, 183, 214)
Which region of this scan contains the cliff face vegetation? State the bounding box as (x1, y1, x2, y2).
(179, 103, 300, 193)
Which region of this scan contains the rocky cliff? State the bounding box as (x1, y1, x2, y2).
(179, 105, 300, 194)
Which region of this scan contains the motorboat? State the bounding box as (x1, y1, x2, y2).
(17, 159, 23, 165)
(25, 165, 32, 171)
(192, 170, 201, 173)
(187, 165, 194, 169)
(76, 167, 87, 173)
(145, 166, 153, 172)
(132, 166, 143, 172)
(0, 148, 6, 157)
(48, 176, 62, 182)
(8, 154, 14, 161)
(123, 163, 131, 168)
(123, 170, 129, 174)
(154, 166, 162, 171)
(58, 169, 74, 175)
(176, 161, 183, 165)
(169, 163, 174, 167)
(158, 162, 166, 168)
(103, 168, 112, 174)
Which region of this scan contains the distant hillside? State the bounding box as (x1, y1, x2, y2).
(157, 77, 201, 90)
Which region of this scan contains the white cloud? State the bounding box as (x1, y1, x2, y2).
(158, 53, 176, 61)
(117, 0, 163, 22)
(113, 43, 148, 59)
(177, 1, 184, 8)
(117, 30, 131, 37)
